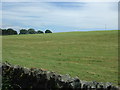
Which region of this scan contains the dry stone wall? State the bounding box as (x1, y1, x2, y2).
(1, 62, 120, 90)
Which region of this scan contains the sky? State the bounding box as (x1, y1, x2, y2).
(0, 1, 119, 32)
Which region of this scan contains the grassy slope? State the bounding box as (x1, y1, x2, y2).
(2, 30, 118, 85)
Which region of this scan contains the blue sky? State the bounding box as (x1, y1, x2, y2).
(1, 1, 118, 32)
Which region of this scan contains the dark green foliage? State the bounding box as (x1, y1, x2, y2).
(19, 29, 44, 35)
(1, 62, 119, 90)
(0, 28, 2, 35)
(37, 30, 44, 34)
(7, 28, 17, 35)
(1, 28, 52, 35)
(28, 28, 36, 34)
(1, 28, 18, 35)
(45, 30, 52, 33)
(0, 29, 6, 35)
(19, 29, 28, 34)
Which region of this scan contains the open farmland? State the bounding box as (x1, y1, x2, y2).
(2, 30, 118, 85)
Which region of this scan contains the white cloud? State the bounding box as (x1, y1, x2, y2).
(2, 2, 118, 32)
(1, 0, 119, 2)
(0, 3, 2, 28)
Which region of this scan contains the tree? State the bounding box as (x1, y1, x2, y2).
(28, 28, 36, 34)
(19, 29, 28, 34)
(6, 28, 17, 35)
(37, 30, 44, 34)
(45, 30, 52, 33)
(7, 28, 14, 35)
(1, 28, 17, 35)
(1, 29, 7, 35)
(13, 30, 17, 35)
(0, 28, 2, 35)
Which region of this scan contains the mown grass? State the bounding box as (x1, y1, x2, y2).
(2, 30, 118, 85)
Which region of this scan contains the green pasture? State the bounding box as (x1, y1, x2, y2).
(2, 30, 118, 85)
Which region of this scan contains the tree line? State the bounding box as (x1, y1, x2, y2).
(0, 28, 52, 35)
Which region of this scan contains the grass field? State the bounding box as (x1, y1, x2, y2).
(2, 30, 118, 85)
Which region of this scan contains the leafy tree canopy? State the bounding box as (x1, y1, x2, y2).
(45, 30, 52, 33)
(37, 30, 44, 34)
(28, 28, 36, 34)
(19, 29, 28, 34)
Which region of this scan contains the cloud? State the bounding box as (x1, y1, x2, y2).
(1, 0, 119, 2)
(2, 2, 118, 32)
(0, 2, 2, 27)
